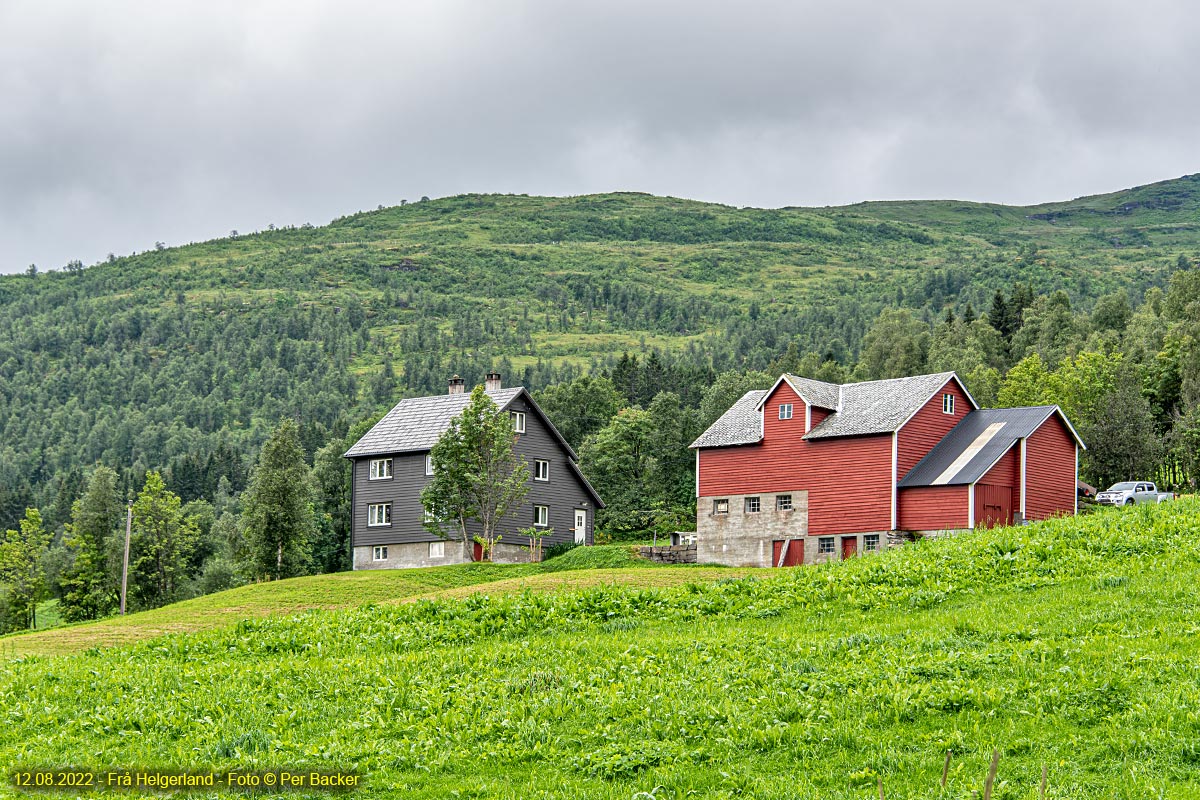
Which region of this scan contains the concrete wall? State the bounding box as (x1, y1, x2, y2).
(697, 490, 809, 567)
(354, 540, 537, 570)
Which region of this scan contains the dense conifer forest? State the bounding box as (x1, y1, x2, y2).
(2, 175, 1200, 629)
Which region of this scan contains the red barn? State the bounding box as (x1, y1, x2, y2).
(691, 372, 1084, 567)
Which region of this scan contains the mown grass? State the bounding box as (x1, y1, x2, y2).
(0, 546, 673, 657)
(2, 503, 1200, 798)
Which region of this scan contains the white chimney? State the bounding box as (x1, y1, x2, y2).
(448, 375, 465, 395)
(485, 371, 502, 392)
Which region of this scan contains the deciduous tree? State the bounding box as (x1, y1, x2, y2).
(242, 419, 316, 580)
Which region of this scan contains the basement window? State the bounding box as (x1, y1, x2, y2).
(818, 537, 835, 555)
(367, 503, 391, 527)
(863, 534, 880, 552)
(745, 496, 761, 513)
(942, 393, 955, 415)
(776, 494, 793, 511)
(779, 403, 793, 420)
(713, 499, 729, 515)
(369, 458, 392, 480)
(372, 546, 388, 561)
(429, 541, 444, 559)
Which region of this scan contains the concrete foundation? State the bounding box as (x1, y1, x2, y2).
(697, 491, 809, 567)
(353, 539, 537, 569)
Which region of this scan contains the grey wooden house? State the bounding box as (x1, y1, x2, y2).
(344, 373, 604, 569)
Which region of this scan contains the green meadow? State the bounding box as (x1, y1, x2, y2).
(3, 501, 1200, 798)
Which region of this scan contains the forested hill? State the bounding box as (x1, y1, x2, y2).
(3, 173, 1200, 533)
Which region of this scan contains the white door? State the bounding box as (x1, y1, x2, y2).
(574, 509, 587, 544)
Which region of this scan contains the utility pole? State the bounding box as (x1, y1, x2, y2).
(120, 502, 132, 615)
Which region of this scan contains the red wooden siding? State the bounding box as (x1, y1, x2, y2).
(699, 382, 893, 536)
(896, 377, 973, 477)
(1024, 414, 1077, 521)
(898, 485, 968, 531)
(979, 445, 1018, 487)
(808, 406, 831, 432)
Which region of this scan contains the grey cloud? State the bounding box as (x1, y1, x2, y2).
(1, 0, 1198, 272)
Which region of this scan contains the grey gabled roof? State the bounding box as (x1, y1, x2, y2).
(804, 372, 961, 440)
(344, 388, 523, 458)
(784, 374, 840, 409)
(898, 406, 1064, 488)
(690, 390, 768, 448)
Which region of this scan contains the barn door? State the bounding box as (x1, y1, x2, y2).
(772, 540, 803, 567)
(841, 536, 858, 560)
(976, 484, 1013, 528)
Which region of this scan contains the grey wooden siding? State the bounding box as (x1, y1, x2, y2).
(350, 396, 596, 551)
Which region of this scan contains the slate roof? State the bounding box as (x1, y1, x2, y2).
(783, 375, 840, 409)
(344, 388, 524, 458)
(690, 390, 768, 448)
(804, 372, 960, 440)
(898, 406, 1064, 487)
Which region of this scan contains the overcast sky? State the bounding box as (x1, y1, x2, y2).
(1, 0, 1197, 273)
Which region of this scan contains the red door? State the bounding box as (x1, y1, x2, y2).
(976, 484, 1013, 528)
(772, 540, 804, 567)
(841, 537, 858, 560)
(472, 542, 483, 562)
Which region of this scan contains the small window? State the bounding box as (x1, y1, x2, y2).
(425, 454, 434, 476)
(369, 458, 392, 480)
(776, 494, 793, 511)
(367, 503, 391, 527)
(372, 546, 388, 561)
(863, 534, 880, 552)
(429, 541, 444, 559)
(745, 496, 761, 513)
(513, 412, 526, 434)
(534, 505, 549, 527)
(942, 393, 955, 415)
(423, 508, 435, 523)
(534, 459, 550, 481)
(818, 537, 835, 555)
(779, 403, 793, 420)
(713, 499, 729, 515)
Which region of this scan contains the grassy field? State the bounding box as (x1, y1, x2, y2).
(2, 503, 1200, 798)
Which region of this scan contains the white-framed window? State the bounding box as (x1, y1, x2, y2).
(776, 494, 793, 511)
(863, 534, 880, 552)
(423, 508, 435, 523)
(425, 454, 434, 476)
(534, 459, 549, 481)
(818, 537, 835, 555)
(942, 393, 955, 415)
(779, 403, 793, 420)
(372, 546, 388, 561)
(512, 411, 526, 434)
(369, 458, 392, 480)
(534, 504, 549, 527)
(745, 496, 761, 513)
(367, 503, 391, 526)
(428, 541, 445, 559)
(713, 499, 729, 515)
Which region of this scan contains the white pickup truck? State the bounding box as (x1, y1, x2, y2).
(1095, 481, 1175, 506)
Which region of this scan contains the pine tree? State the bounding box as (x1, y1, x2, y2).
(60, 466, 123, 622)
(241, 419, 316, 580)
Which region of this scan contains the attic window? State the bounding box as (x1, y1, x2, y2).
(779, 403, 793, 420)
(512, 411, 526, 433)
(425, 454, 434, 476)
(942, 394, 955, 415)
(369, 458, 392, 480)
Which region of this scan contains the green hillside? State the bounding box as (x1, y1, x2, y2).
(1, 502, 1198, 798)
(3, 174, 1198, 524)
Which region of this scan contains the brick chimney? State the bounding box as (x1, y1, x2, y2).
(448, 375, 465, 395)
(485, 371, 502, 392)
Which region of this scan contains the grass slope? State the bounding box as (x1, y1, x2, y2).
(1, 546, 742, 657)
(2, 502, 1199, 798)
